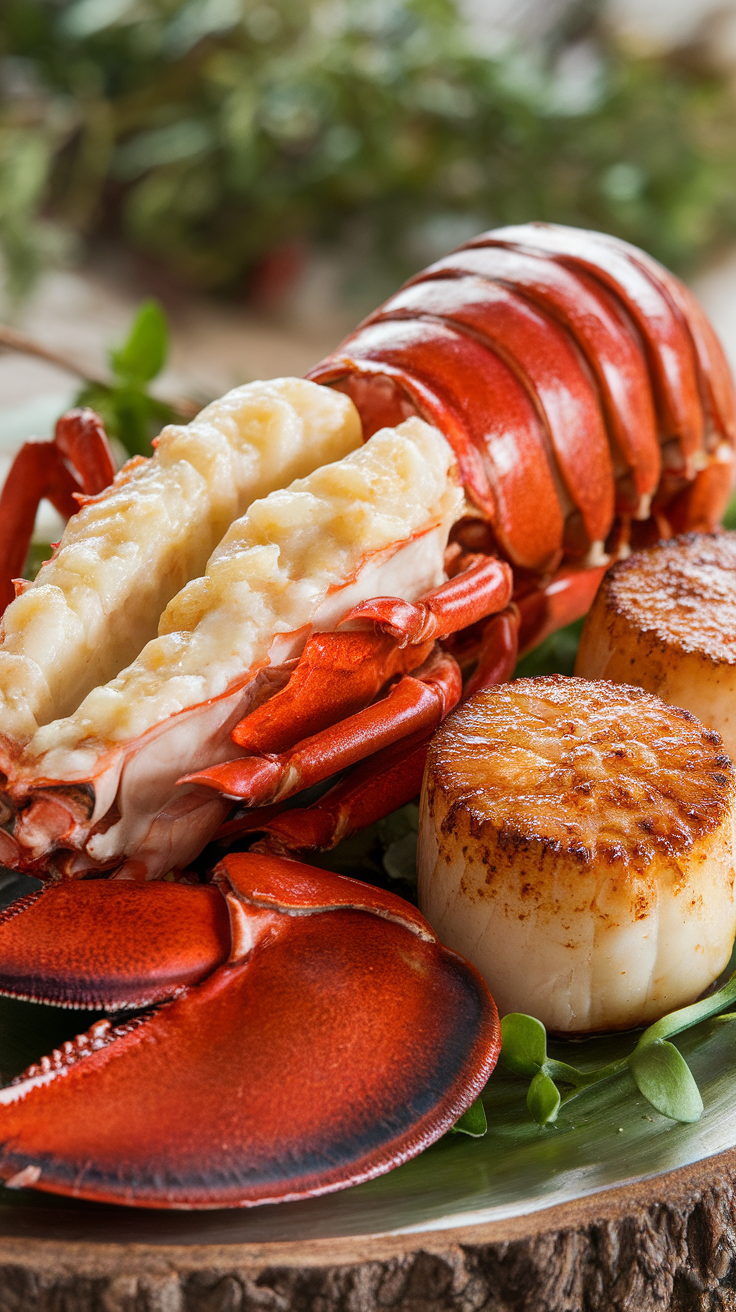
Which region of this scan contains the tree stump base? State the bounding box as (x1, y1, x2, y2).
(2, 1149, 736, 1311)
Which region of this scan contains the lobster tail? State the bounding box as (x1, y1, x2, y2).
(308, 221, 736, 570)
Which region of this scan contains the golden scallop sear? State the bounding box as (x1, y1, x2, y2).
(417, 675, 736, 1033)
(575, 531, 736, 759)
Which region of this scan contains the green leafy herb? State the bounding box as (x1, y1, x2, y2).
(499, 1013, 547, 1076)
(527, 1070, 562, 1125)
(23, 541, 54, 581)
(5, 0, 736, 307)
(109, 300, 169, 385)
(378, 802, 419, 889)
(628, 1041, 703, 1123)
(722, 488, 736, 531)
(450, 1098, 488, 1137)
(513, 618, 585, 679)
(76, 300, 181, 459)
(501, 971, 736, 1127)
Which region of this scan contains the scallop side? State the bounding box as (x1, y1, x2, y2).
(417, 675, 736, 1033)
(575, 531, 736, 760)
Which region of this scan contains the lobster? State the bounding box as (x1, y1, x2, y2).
(0, 221, 730, 1209)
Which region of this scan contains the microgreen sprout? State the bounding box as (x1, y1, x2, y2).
(450, 1098, 488, 1137)
(500, 971, 736, 1126)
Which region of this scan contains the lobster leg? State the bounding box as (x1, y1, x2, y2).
(339, 552, 512, 646)
(51, 408, 117, 499)
(0, 853, 500, 1207)
(255, 606, 520, 855)
(230, 554, 510, 758)
(0, 442, 76, 608)
(664, 456, 736, 535)
(0, 409, 115, 610)
(253, 731, 434, 854)
(516, 562, 608, 655)
(231, 630, 435, 755)
(463, 605, 520, 697)
(183, 646, 462, 805)
(248, 564, 613, 859)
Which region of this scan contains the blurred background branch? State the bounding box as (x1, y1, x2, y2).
(2, 0, 736, 314)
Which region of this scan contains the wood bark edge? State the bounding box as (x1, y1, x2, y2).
(1, 1148, 736, 1309)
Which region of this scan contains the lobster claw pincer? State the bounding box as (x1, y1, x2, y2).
(0, 855, 500, 1208)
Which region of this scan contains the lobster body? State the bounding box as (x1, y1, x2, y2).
(0, 223, 731, 1209)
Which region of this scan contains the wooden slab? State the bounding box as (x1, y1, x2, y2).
(2, 1146, 736, 1311)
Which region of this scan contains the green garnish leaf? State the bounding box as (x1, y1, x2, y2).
(377, 802, 419, 889)
(628, 1041, 703, 1123)
(527, 1070, 561, 1126)
(500, 1013, 547, 1076)
(110, 299, 168, 384)
(451, 1098, 487, 1137)
(513, 618, 585, 679)
(76, 299, 183, 459)
(382, 830, 418, 884)
(377, 801, 419, 848)
(639, 973, 736, 1047)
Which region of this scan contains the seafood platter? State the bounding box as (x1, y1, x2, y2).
(0, 221, 735, 1251)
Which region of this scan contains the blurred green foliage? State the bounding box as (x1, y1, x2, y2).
(2, 0, 736, 303)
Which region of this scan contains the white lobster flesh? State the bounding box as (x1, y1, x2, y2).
(1, 411, 461, 876)
(0, 379, 361, 742)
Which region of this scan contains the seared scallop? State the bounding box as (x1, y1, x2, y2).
(417, 676, 736, 1033)
(575, 532, 736, 760)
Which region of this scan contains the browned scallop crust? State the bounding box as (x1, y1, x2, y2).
(426, 675, 734, 877)
(419, 675, 736, 1031)
(575, 532, 736, 758)
(590, 532, 736, 664)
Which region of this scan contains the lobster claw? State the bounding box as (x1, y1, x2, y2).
(0, 855, 500, 1208)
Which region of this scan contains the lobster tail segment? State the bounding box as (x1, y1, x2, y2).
(310, 317, 568, 573)
(309, 221, 736, 570)
(0, 855, 499, 1208)
(407, 242, 662, 515)
(468, 223, 705, 459)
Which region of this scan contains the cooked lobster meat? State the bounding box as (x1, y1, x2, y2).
(1, 415, 476, 877)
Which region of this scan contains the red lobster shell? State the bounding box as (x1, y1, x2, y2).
(311, 222, 735, 570)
